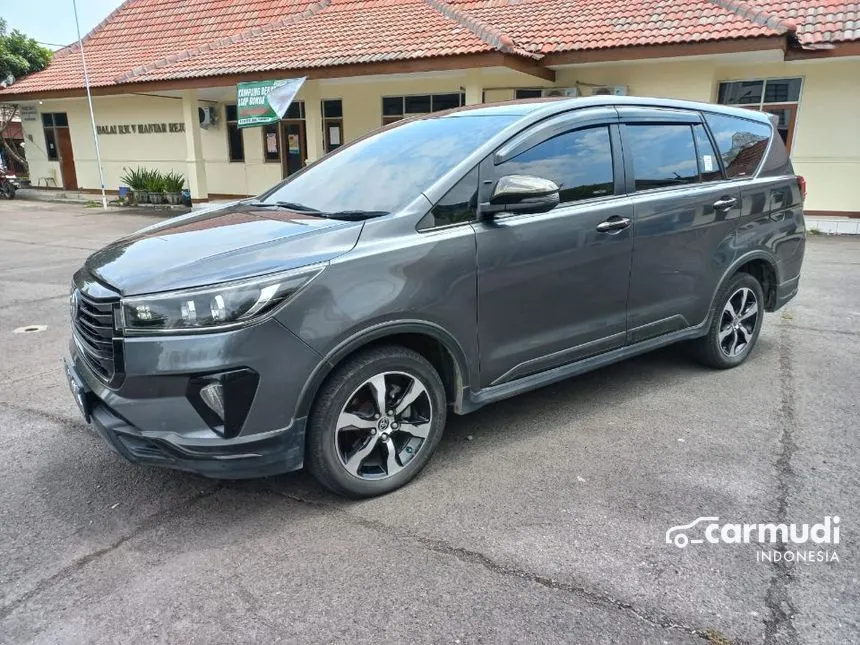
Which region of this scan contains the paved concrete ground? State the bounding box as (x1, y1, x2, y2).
(0, 201, 857, 644)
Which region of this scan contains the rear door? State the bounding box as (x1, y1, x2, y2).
(619, 107, 741, 342)
(473, 108, 634, 387)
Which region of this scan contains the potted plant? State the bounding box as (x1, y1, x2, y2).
(162, 171, 185, 205)
(144, 170, 165, 204)
(120, 166, 148, 204)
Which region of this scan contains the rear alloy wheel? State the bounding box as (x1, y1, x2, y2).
(694, 272, 765, 369)
(306, 346, 447, 498)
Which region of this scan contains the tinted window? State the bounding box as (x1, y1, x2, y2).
(418, 167, 478, 230)
(225, 105, 238, 121)
(260, 115, 514, 214)
(763, 78, 801, 103)
(692, 124, 722, 182)
(53, 112, 69, 127)
(496, 126, 614, 205)
(44, 127, 58, 161)
(405, 95, 431, 114)
(718, 81, 763, 105)
(227, 123, 244, 162)
(41, 113, 53, 127)
(515, 89, 543, 99)
(382, 97, 403, 116)
(323, 99, 343, 118)
(627, 124, 698, 190)
(704, 113, 771, 178)
(432, 93, 461, 111)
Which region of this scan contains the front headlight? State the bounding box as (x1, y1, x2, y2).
(120, 264, 324, 334)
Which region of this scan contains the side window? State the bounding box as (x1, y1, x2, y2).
(418, 167, 478, 230)
(626, 124, 698, 191)
(496, 126, 614, 205)
(703, 113, 771, 179)
(692, 124, 722, 182)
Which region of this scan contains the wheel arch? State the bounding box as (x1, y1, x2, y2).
(712, 251, 780, 315)
(295, 321, 472, 420)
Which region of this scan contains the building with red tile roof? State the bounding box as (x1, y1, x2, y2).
(1, 0, 857, 215)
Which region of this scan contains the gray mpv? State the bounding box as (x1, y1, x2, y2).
(66, 96, 806, 497)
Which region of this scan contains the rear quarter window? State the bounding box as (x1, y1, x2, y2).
(703, 113, 771, 179)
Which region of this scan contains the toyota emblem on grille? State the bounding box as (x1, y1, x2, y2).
(69, 291, 79, 321)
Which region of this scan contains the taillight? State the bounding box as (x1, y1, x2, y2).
(797, 176, 807, 201)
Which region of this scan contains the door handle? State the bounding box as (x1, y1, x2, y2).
(596, 216, 631, 233)
(713, 197, 737, 211)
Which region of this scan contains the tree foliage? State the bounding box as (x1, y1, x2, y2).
(0, 18, 52, 81)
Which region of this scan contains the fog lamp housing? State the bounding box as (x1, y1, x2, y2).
(188, 369, 259, 438)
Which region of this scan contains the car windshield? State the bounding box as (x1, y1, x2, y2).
(258, 115, 515, 215)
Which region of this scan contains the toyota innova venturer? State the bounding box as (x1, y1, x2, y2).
(66, 96, 806, 497)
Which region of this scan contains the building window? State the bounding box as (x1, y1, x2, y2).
(515, 89, 543, 99)
(225, 105, 244, 162)
(717, 78, 802, 150)
(497, 126, 615, 205)
(42, 112, 68, 161)
(322, 99, 343, 153)
(704, 113, 771, 179)
(381, 93, 466, 125)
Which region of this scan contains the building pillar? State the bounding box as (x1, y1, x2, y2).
(464, 69, 483, 105)
(302, 80, 324, 164)
(181, 89, 208, 201)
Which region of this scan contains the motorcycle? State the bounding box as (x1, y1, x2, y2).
(0, 171, 19, 199)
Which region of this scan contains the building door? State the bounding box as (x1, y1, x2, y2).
(280, 120, 306, 178)
(55, 127, 78, 190)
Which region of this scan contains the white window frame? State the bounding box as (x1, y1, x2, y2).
(714, 76, 805, 151)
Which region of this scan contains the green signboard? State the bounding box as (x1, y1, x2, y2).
(237, 77, 306, 128)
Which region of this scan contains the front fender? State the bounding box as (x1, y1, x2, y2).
(290, 319, 472, 419)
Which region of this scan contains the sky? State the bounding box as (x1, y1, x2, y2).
(3, 0, 124, 49)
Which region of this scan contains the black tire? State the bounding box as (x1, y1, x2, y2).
(1, 183, 13, 200)
(306, 345, 447, 498)
(693, 272, 765, 369)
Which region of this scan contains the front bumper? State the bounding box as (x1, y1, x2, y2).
(87, 396, 306, 479)
(66, 317, 322, 479)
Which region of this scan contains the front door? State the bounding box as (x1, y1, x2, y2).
(473, 112, 633, 387)
(280, 119, 307, 178)
(55, 126, 78, 190)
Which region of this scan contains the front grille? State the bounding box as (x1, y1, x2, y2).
(73, 289, 118, 382)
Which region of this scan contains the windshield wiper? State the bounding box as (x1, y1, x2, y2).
(244, 200, 321, 213)
(320, 210, 389, 221)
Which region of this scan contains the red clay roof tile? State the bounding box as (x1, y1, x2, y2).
(1, 0, 857, 96)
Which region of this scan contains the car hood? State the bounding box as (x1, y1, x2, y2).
(85, 204, 364, 295)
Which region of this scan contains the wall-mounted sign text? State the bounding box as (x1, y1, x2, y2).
(19, 106, 38, 122)
(96, 122, 186, 135)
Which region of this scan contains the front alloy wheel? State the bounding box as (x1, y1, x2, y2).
(306, 346, 447, 498)
(335, 371, 433, 480)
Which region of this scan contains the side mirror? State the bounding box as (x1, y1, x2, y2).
(481, 174, 560, 216)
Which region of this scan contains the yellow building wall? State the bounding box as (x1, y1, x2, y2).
(19, 57, 860, 212)
(713, 58, 860, 213)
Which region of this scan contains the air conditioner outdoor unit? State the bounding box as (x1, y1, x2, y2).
(198, 106, 218, 128)
(542, 87, 580, 98)
(590, 85, 628, 96)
